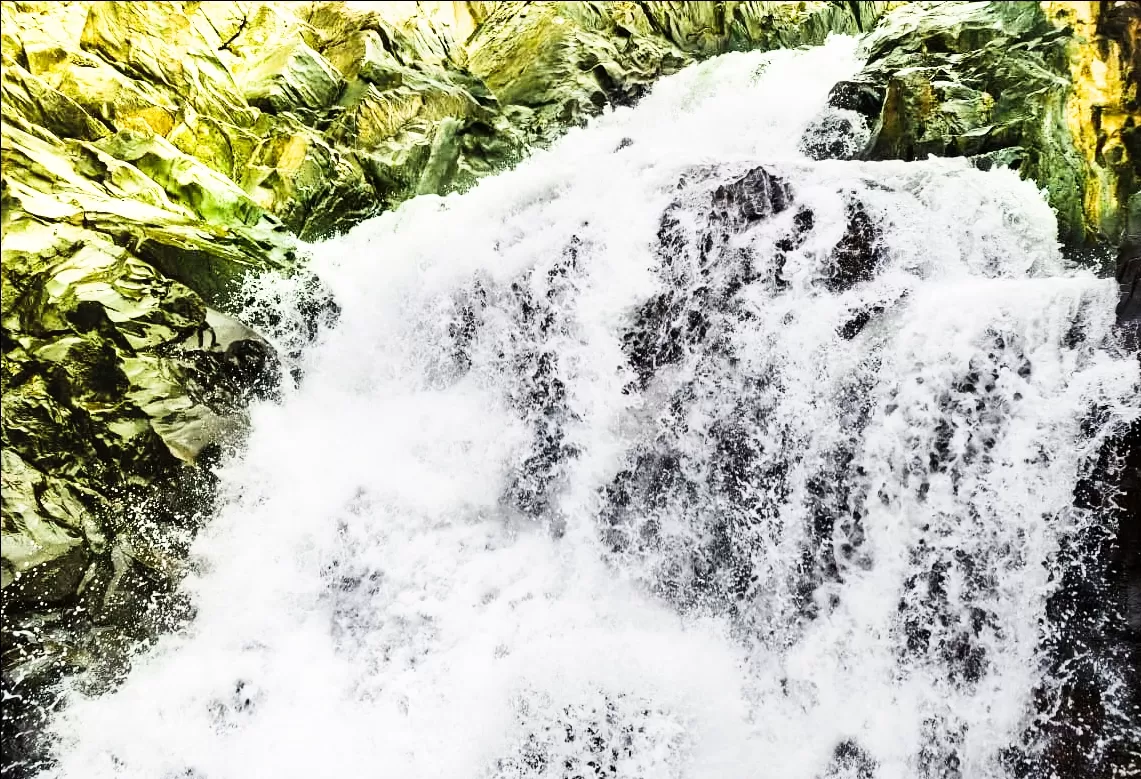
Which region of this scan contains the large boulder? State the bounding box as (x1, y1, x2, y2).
(817, 1, 1140, 247)
(241, 41, 345, 114)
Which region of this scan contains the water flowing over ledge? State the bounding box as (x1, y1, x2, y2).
(42, 36, 1140, 779)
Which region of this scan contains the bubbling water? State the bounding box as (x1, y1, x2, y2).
(43, 36, 1139, 779)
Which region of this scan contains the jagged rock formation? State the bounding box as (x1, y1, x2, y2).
(819, 0, 1139, 248)
(1046, 0, 1140, 249)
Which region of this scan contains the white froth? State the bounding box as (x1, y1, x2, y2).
(43, 36, 1138, 779)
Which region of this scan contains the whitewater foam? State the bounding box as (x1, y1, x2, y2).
(42, 35, 1138, 779)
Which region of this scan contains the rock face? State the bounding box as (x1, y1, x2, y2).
(2, 1, 899, 770)
(819, 1, 1140, 248)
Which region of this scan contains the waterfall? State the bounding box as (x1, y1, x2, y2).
(41, 36, 1139, 779)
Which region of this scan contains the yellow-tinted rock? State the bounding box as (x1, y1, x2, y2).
(54, 60, 179, 135)
(80, 2, 255, 124)
(1, 62, 111, 141)
(241, 40, 345, 112)
(1042, 1, 1140, 243)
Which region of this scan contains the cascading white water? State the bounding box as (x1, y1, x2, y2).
(42, 36, 1139, 779)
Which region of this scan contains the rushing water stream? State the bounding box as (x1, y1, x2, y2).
(41, 37, 1139, 779)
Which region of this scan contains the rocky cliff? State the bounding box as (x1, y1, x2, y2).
(0, 0, 1138, 773)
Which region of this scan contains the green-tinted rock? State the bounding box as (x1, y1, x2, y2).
(827, 1, 1123, 247)
(96, 131, 265, 228)
(0, 62, 111, 142)
(466, 3, 686, 144)
(241, 40, 345, 113)
(54, 56, 181, 137)
(241, 118, 378, 239)
(1, 117, 298, 307)
(324, 29, 403, 86)
(0, 207, 277, 624)
(1, 450, 89, 606)
(633, 1, 894, 56)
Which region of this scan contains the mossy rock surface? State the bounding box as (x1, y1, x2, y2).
(820, 1, 1140, 247)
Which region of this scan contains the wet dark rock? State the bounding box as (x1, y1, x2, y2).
(624, 166, 885, 391)
(622, 165, 793, 388)
(493, 695, 679, 779)
(799, 110, 869, 161)
(773, 208, 816, 291)
(1007, 192, 1140, 779)
(824, 201, 885, 293)
(918, 717, 966, 779)
(824, 739, 877, 779)
(711, 166, 794, 227)
(598, 383, 788, 614)
(1014, 412, 1141, 779)
(837, 305, 881, 340)
(795, 359, 881, 621)
(609, 163, 892, 620)
(446, 280, 488, 376)
(891, 330, 1045, 693)
(1115, 195, 1140, 350)
(825, 79, 885, 121)
(898, 552, 995, 687)
(495, 239, 583, 523)
(177, 338, 282, 411)
(1118, 242, 1141, 332)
